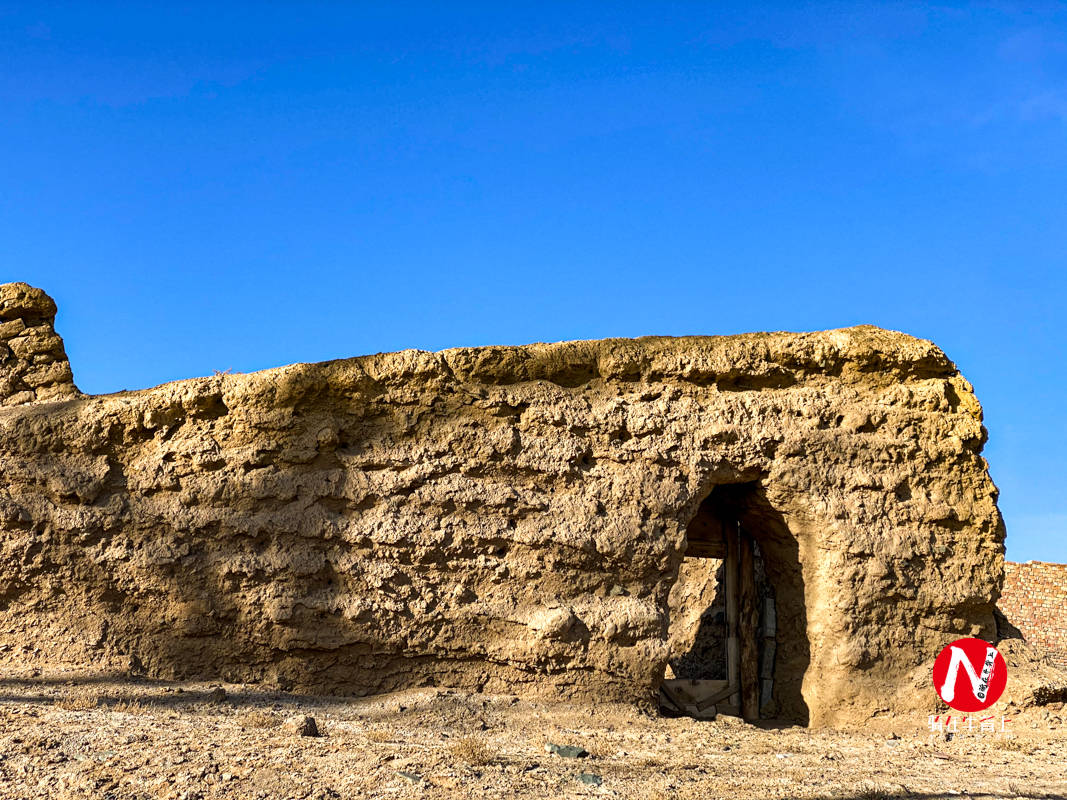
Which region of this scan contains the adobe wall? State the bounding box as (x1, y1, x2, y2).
(0, 283, 1005, 726)
(1000, 561, 1067, 669)
(0, 283, 78, 406)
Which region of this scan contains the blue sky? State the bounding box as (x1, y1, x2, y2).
(2, 3, 1064, 561)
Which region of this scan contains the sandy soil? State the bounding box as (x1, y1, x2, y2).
(0, 667, 1063, 800)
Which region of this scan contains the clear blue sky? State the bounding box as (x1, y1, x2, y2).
(2, 3, 1064, 561)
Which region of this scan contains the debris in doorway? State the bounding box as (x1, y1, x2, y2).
(660, 679, 726, 719)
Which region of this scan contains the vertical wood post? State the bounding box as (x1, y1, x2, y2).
(739, 529, 760, 721)
(724, 518, 740, 713)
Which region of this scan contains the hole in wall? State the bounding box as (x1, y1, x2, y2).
(661, 481, 810, 725)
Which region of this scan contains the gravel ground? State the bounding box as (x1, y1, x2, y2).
(0, 667, 1064, 800)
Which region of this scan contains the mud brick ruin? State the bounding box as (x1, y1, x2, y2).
(0, 282, 1007, 726)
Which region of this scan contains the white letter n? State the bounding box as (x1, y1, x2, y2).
(940, 645, 996, 702)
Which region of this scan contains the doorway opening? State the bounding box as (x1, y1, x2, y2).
(661, 481, 810, 724)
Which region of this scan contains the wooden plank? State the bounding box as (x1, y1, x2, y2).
(684, 538, 726, 559)
(660, 680, 726, 719)
(739, 529, 760, 721)
(659, 684, 686, 713)
(660, 679, 732, 712)
(693, 682, 734, 712)
(724, 518, 740, 713)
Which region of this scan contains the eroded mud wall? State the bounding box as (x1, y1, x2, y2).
(0, 283, 1004, 725)
(0, 283, 78, 406)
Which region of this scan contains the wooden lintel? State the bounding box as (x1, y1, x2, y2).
(684, 538, 727, 559)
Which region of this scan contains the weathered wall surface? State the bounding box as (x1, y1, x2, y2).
(1000, 561, 1067, 669)
(0, 283, 78, 406)
(0, 284, 1005, 725)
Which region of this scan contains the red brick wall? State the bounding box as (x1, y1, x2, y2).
(999, 561, 1067, 669)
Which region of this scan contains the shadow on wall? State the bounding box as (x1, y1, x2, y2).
(5, 359, 813, 712)
(669, 559, 728, 681)
(2, 361, 672, 700)
(670, 481, 811, 725)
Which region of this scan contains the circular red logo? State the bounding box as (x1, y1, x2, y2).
(932, 637, 1007, 712)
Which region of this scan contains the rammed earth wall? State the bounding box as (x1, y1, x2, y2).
(0, 283, 1006, 726)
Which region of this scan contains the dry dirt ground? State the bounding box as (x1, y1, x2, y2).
(0, 667, 1063, 800)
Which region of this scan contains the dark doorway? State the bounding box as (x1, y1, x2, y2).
(662, 482, 810, 725)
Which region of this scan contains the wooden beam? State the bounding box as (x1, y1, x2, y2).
(684, 538, 726, 559)
(724, 518, 740, 713)
(739, 529, 760, 721)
